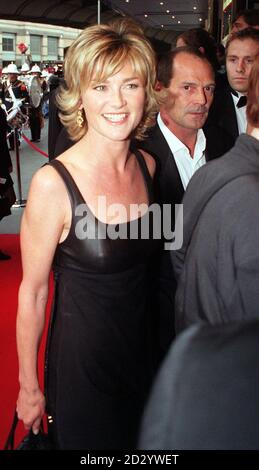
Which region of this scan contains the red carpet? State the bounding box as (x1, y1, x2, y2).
(0, 234, 53, 449)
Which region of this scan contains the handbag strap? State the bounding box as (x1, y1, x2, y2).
(4, 410, 18, 450)
(3, 409, 45, 450)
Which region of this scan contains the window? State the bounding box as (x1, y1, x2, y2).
(48, 36, 58, 56)
(30, 35, 41, 55)
(2, 33, 15, 51)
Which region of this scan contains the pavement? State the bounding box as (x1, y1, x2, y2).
(0, 118, 49, 234)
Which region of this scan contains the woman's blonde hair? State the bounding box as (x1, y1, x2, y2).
(56, 18, 158, 141)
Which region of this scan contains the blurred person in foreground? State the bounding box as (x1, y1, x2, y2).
(140, 319, 259, 450)
(16, 18, 161, 449)
(172, 55, 259, 334)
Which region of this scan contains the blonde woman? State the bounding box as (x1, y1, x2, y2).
(16, 18, 160, 449)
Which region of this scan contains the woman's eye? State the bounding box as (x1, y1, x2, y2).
(94, 85, 106, 91)
(126, 83, 138, 89)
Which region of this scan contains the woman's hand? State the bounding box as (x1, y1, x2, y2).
(17, 386, 46, 434)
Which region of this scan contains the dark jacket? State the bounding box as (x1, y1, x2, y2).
(172, 134, 259, 333)
(134, 124, 185, 356)
(134, 121, 226, 353)
(136, 120, 227, 207)
(140, 320, 259, 450)
(204, 85, 239, 158)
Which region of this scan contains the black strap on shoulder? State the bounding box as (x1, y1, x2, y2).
(49, 153, 154, 205)
(48, 159, 85, 206)
(134, 149, 153, 204)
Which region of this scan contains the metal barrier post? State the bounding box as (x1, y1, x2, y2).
(13, 128, 27, 208)
(97, 0, 101, 24)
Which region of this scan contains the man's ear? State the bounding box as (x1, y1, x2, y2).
(155, 80, 163, 91)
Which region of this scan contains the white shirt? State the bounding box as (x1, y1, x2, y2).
(157, 113, 206, 190)
(231, 92, 247, 135)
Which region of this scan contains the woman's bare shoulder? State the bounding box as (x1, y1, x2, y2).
(27, 162, 71, 219)
(29, 163, 64, 195)
(23, 163, 69, 236)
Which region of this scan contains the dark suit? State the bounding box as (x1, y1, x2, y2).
(136, 120, 227, 206)
(204, 85, 239, 158)
(135, 124, 184, 207)
(133, 124, 184, 361)
(134, 120, 225, 360)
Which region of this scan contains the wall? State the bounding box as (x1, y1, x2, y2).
(0, 19, 82, 68)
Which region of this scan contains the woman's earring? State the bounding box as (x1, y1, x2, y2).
(77, 109, 84, 128)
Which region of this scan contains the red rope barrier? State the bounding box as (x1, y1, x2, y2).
(21, 133, 49, 158)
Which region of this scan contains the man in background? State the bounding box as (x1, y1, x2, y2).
(0, 63, 29, 150)
(136, 47, 216, 360)
(204, 28, 259, 158)
(231, 9, 259, 33)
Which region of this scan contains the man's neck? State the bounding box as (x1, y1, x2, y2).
(160, 111, 198, 158)
(229, 84, 248, 97)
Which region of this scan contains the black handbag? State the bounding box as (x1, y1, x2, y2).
(4, 410, 53, 450)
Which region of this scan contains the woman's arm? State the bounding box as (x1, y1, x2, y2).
(16, 165, 67, 434)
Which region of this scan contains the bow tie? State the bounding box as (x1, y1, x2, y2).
(236, 95, 247, 108)
(229, 87, 247, 107)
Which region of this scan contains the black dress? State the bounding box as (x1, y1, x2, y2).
(45, 151, 160, 449)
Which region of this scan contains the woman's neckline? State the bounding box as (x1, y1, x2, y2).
(54, 154, 151, 226)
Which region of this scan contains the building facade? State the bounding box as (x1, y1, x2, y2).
(0, 19, 82, 69)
